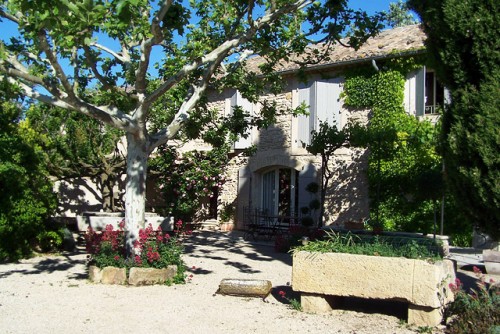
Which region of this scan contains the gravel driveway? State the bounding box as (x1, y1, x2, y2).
(0, 231, 446, 334)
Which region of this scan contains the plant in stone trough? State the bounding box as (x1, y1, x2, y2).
(292, 230, 442, 260)
(85, 220, 188, 281)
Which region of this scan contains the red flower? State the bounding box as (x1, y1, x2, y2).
(114, 255, 120, 261)
(279, 290, 286, 298)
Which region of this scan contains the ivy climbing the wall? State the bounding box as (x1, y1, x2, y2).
(343, 57, 446, 234)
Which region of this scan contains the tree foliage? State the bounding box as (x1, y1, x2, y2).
(0, 81, 57, 261)
(385, 0, 417, 28)
(26, 105, 126, 212)
(409, 0, 500, 239)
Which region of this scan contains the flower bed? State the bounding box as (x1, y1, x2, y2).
(85, 220, 189, 285)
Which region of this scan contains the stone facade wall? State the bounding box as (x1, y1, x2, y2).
(204, 73, 371, 229)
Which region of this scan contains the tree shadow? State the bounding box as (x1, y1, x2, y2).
(0, 250, 87, 280)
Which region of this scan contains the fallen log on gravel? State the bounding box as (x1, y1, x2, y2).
(217, 279, 272, 298)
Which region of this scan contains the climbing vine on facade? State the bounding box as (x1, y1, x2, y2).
(343, 56, 444, 233)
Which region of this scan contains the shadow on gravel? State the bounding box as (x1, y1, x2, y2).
(182, 230, 292, 277)
(0, 250, 87, 280)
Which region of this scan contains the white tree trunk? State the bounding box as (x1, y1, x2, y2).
(124, 132, 148, 257)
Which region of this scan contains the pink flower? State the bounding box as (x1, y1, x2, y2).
(279, 290, 286, 298)
(114, 255, 120, 261)
(473, 266, 482, 275)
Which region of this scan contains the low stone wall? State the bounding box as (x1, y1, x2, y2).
(292, 251, 456, 327)
(89, 265, 178, 286)
(76, 212, 174, 232)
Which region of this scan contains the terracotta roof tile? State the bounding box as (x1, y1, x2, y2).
(244, 24, 426, 74)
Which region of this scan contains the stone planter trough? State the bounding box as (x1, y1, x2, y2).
(292, 251, 456, 327)
(483, 250, 500, 275)
(89, 265, 177, 286)
(77, 211, 174, 232)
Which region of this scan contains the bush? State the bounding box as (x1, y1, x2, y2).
(0, 86, 57, 262)
(36, 230, 64, 253)
(446, 267, 500, 334)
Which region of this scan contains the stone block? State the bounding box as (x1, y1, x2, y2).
(128, 266, 177, 286)
(99, 266, 127, 285)
(292, 252, 414, 301)
(218, 279, 272, 298)
(408, 305, 443, 327)
(301, 293, 334, 313)
(412, 259, 455, 308)
(88, 265, 102, 283)
(483, 250, 500, 275)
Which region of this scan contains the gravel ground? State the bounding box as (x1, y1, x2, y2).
(0, 231, 452, 334)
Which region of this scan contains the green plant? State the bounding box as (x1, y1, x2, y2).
(0, 82, 57, 262)
(293, 230, 442, 260)
(36, 230, 63, 253)
(409, 0, 500, 240)
(445, 266, 499, 334)
(278, 290, 302, 311)
(151, 145, 230, 222)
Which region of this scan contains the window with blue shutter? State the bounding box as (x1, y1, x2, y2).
(296, 78, 342, 147)
(230, 91, 253, 149)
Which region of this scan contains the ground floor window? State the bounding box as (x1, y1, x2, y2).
(261, 168, 298, 217)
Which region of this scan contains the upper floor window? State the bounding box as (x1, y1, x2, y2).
(411, 66, 450, 117)
(229, 91, 254, 149)
(295, 77, 343, 147)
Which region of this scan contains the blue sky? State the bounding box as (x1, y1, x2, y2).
(349, 0, 396, 13)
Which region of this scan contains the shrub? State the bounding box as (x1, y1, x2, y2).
(0, 85, 57, 262)
(36, 230, 64, 253)
(85, 221, 188, 282)
(446, 267, 500, 334)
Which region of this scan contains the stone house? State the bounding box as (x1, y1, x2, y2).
(206, 24, 448, 231)
(55, 24, 448, 232)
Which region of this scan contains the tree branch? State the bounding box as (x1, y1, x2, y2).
(90, 42, 129, 64)
(37, 30, 76, 99)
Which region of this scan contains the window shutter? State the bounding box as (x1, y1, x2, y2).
(297, 82, 312, 147)
(444, 87, 452, 105)
(415, 66, 426, 117)
(232, 91, 253, 149)
(237, 167, 252, 228)
(315, 78, 342, 129)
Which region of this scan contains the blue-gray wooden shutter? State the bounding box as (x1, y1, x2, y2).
(315, 78, 342, 129)
(232, 91, 253, 149)
(237, 166, 252, 229)
(415, 66, 426, 117)
(297, 82, 312, 146)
